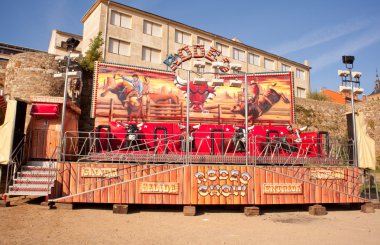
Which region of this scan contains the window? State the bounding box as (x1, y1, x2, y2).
(143, 20, 162, 37)
(110, 10, 131, 29)
(216, 42, 229, 56)
(297, 87, 306, 98)
(142, 46, 161, 63)
(248, 53, 260, 66)
(264, 58, 274, 70)
(281, 64, 291, 72)
(296, 69, 305, 80)
(233, 48, 245, 61)
(108, 38, 130, 56)
(175, 30, 191, 45)
(197, 37, 212, 50)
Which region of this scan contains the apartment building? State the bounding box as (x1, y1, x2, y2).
(81, 0, 311, 97)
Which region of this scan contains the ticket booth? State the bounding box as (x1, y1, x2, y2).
(26, 96, 81, 161)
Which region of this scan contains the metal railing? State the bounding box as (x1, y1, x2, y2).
(61, 130, 353, 167)
(5, 135, 26, 193)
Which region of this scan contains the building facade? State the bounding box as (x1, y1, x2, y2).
(48, 29, 83, 56)
(368, 72, 380, 101)
(81, 0, 311, 97)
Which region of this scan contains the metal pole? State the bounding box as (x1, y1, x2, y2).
(348, 68, 358, 166)
(59, 51, 72, 161)
(186, 70, 191, 165)
(244, 73, 249, 165)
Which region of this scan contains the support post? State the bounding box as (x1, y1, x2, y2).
(308, 204, 327, 215)
(244, 206, 260, 216)
(183, 205, 196, 216)
(244, 73, 249, 166)
(59, 51, 72, 162)
(185, 70, 191, 165)
(113, 204, 128, 214)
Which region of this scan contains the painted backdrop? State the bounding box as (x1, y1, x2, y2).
(91, 62, 294, 124)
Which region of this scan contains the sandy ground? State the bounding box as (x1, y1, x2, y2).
(0, 197, 379, 245)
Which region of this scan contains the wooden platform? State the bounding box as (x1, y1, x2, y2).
(52, 162, 364, 205)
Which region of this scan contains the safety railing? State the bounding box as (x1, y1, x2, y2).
(61, 131, 353, 166)
(5, 135, 26, 194)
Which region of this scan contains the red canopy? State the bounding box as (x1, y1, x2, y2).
(30, 103, 60, 117)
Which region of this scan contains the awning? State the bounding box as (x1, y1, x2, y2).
(30, 103, 60, 117)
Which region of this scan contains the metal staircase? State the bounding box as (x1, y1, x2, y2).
(5, 141, 58, 197)
(7, 161, 56, 196)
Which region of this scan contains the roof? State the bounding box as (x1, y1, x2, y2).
(82, 0, 310, 70)
(0, 42, 44, 53)
(54, 29, 83, 40)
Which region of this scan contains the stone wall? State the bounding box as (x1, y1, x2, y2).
(4, 52, 64, 101)
(295, 98, 380, 164)
(295, 98, 348, 139)
(0, 60, 7, 90)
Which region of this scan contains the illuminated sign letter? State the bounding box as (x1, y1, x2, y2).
(205, 47, 221, 62)
(195, 172, 206, 184)
(193, 44, 205, 58)
(177, 45, 192, 63)
(207, 169, 217, 181)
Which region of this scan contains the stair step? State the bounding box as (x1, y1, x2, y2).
(12, 183, 53, 188)
(7, 191, 50, 196)
(14, 179, 54, 185)
(27, 161, 57, 168)
(22, 166, 57, 172)
(9, 186, 51, 194)
(17, 172, 55, 178)
(19, 170, 57, 175)
(16, 177, 55, 181)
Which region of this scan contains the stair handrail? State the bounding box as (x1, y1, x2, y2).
(4, 135, 26, 194)
(46, 146, 59, 198)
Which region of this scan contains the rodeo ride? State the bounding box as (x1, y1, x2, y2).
(1, 43, 378, 214)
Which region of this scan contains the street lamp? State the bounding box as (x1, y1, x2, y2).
(338, 55, 363, 166)
(54, 38, 81, 161)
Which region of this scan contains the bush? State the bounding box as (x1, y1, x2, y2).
(80, 32, 104, 73)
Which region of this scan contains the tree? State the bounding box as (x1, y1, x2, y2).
(80, 32, 104, 72)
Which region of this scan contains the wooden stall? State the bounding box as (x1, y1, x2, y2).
(26, 96, 81, 160)
(52, 163, 363, 205)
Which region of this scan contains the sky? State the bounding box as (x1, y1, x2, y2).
(1, 0, 379, 94)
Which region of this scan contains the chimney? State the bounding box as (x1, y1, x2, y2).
(304, 60, 309, 66)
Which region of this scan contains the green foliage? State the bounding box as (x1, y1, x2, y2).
(307, 90, 329, 101)
(80, 32, 104, 72)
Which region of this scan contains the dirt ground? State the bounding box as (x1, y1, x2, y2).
(0, 197, 379, 245)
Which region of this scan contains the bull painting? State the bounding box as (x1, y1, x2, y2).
(174, 76, 216, 112)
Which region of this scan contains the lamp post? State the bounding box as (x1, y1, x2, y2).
(339, 55, 362, 166)
(57, 38, 80, 161)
